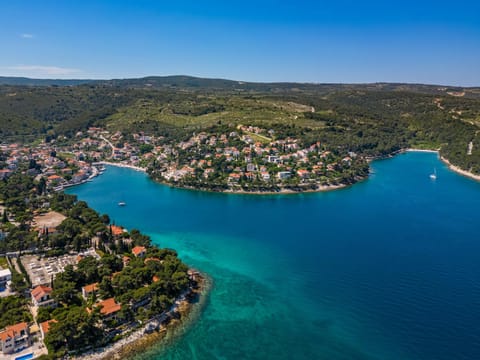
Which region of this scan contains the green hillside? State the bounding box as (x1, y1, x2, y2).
(1, 76, 480, 174)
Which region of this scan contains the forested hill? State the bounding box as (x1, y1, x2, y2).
(102, 76, 480, 97)
(0, 76, 95, 86)
(1, 75, 480, 97)
(1, 76, 480, 174)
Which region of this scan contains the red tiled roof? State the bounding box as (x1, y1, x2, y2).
(40, 319, 57, 335)
(98, 298, 121, 315)
(132, 246, 146, 256)
(0, 322, 28, 341)
(31, 285, 52, 302)
(83, 283, 99, 293)
(111, 225, 124, 236)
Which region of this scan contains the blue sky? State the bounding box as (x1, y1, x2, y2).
(0, 0, 479, 85)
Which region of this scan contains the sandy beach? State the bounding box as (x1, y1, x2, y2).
(98, 161, 147, 173)
(405, 148, 441, 153)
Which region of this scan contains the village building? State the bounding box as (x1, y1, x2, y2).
(132, 246, 146, 258)
(82, 283, 99, 300)
(0, 322, 30, 355)
(31, 285, 56, 307)
(95, 298, 121, 321)
(39, 319, 57, 340)
(0, 268, 12, 288)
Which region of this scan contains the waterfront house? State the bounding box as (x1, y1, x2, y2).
(96, 298, 121, 321)
(82, 283, 99, 300)
(0, 322, 30, 355)
(47, 174, 62, 185)
(31, 285, 56, 307)
(245, 172, 255, 180)
(72, 170, 87, 183)
(297, 169, 310, 179)
(228, 173, 241, 182)
(110, 225, 125, 237)
(132, 246, 146, 258)
(261, 171, 270, 181)
(277, 171, 291, 180)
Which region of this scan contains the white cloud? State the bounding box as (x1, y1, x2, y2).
(20, 33, 34, 39)
(5, 65, 81, 76)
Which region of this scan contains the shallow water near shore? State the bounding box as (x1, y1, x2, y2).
(67, 152, 480, 360)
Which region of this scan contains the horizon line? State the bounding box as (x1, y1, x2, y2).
(0, 74, 478, 88)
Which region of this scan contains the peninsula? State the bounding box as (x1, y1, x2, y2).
(0, 159, 206, 359)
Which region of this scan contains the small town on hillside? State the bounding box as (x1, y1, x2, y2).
(0, 125, 368, 194)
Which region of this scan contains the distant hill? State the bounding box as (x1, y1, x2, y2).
(1, 75, 479, 97)
(99, 76, 480, 97)
(0, 76, 96, 86)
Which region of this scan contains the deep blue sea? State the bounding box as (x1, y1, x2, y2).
(67, 152, 480, 360)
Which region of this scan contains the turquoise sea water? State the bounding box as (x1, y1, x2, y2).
(67, 152, 480, 360)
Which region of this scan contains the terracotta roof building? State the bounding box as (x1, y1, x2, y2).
(132, 246, 146, 258)
(110, 225, 124, 236)
(0, 322, 30, 355)
(82, 283, 99, 300)
(31, 285, 56, 307)
(39, 319, 57, 340)
(96, 298, 121, 320)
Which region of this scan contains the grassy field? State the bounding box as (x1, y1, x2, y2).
(106, 96, 325, 133)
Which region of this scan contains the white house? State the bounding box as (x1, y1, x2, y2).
(0, 268, 12, 288)
(31, 285, 56, 307)
(0, 322, 30, 355)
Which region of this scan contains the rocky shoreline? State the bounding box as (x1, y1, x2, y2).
(74, 272, 211, 360)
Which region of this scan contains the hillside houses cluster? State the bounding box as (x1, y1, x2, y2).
(0, 124, 363, 195)
(0, 241, 190, 357)
(0, 142, 98, 191)
(153, 129, 360, 189)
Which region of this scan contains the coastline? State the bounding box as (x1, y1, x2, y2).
(404, 148, 480, 182)
(98, 161, 147, 173)
(404, 148, 440, 154)
(74, 272, 211, 360)
(96, 147, 480, 197)
(223, 183, 348, 195)
(156, 180, 352, 195)
(98, 161, 355, 195)
(439, 156, 480, 182)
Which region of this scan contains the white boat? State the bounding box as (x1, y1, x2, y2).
(118, 201, 126, 206)
(430, 168, 437, 180)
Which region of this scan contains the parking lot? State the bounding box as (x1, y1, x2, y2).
(20, 249, 99, 287)
(21, 254, 78, 287)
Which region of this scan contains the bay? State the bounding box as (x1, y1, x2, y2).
(67, 152, 480, 360)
